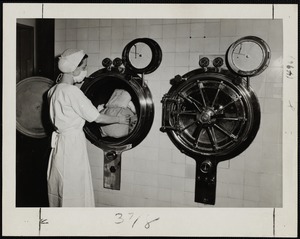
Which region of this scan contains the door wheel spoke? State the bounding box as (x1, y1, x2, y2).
(206, 127, 218, 151)
(197, 81, 207, 107)
(213, 123, 238, 142)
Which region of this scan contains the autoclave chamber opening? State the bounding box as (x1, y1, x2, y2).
(82, 75, 142, 146)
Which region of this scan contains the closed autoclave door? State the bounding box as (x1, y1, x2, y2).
(161, 36, 270, 205)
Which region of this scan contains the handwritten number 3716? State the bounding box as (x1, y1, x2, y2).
(115, 213, 160, 229)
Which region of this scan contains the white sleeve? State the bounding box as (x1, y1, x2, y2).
(68, 86, 99, 122)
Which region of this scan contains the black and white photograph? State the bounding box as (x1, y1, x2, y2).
(2, 3, 298, 237)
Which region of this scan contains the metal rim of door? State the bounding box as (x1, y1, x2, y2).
(81, 68, 155, 149)
(162, 69, 261, 162)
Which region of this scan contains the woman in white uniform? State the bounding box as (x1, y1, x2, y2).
(47, 49, 130, 207)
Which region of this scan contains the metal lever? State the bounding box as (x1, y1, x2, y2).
(160, 94, 184, 133)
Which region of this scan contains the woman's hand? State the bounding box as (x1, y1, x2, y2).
(97, 104, 105, 112)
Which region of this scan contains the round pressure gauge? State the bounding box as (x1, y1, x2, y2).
(122, 38, 162, 74)
(226, 36, 271, 77)
(199, 57, 210, 68)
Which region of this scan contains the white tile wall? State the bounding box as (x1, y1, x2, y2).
(66, 29, 76, 41)
(204, 37, 220, 54)
(65, 41, 76, 49)
(191, 23, 205, 37)
(66, 19, 77, 29)
(77, 28, 89, 41)
(55, 19, 283, 207)
(88, 28, 100, 40)
(204, 22, 220, 37)
(77, 19, 89, 28)
(220, 20, 237, 37)
(88, 19, 100, 27)
(163, 24, 176, 38)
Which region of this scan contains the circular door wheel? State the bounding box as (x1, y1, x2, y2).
(122, 38, 162, 75)
(162, 69, 260, 161)
(16, 76, 54, 138)
(226, 36, 271, 77)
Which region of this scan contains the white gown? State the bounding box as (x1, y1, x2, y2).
(47, 83, 99, 207)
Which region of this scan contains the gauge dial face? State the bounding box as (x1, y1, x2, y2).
(122, 38, 162, 74)
(128, 42, 153, 70)
(226, 36, 271, 77)
(232, 41, 263, 71)
(199, 57, 210, 68)
(213, 57, 224, 68)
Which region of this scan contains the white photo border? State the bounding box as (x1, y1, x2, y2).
(2, 3, 298, 237)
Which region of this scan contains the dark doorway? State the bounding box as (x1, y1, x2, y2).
(17, 24, 34, 83)
(16, 20, 54, 207)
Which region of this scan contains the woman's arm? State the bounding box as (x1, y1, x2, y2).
(94, 113, 130, 124)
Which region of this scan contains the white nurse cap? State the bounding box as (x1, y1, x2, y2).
(58, 49, 85, 73)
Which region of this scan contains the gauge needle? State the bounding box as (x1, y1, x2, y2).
(134, 45, 137, 59)
(233, 52, 247, 56)
(234, 43, 247, 56)
(234, 53, 250, 59)
(238, 43, 243, 53)
(130, 45, 142, 59)
(131, 44, 139, 59)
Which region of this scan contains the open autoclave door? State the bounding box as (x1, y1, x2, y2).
(81, 38, 162, 190)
